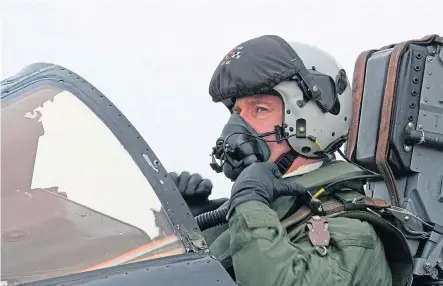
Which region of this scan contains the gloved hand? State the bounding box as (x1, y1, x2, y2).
(169, 171, 227, 216)
(227, 162, 308, 218)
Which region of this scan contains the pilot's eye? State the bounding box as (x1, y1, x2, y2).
(257, 107, 268, 113)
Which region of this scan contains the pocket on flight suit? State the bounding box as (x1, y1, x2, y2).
(289, 216, 376, 284)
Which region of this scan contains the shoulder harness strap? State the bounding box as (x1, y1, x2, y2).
(275, 160, 368, 220)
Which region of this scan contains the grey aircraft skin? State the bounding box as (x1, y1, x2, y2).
(2, 39, 443, 286)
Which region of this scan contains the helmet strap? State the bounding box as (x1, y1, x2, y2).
(274, 149, 299, 175)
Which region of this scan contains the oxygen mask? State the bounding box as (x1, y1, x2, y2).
(209, 113, 286, 181)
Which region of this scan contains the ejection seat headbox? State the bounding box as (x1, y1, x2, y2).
(345, 35, 443, 284)
(345, 34, 443, 209)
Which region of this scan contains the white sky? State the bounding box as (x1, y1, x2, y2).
(1, 0, 442, 201)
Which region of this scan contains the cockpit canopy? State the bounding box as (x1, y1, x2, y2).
(1, 64, 195, 285)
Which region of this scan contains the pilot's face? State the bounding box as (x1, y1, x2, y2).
(232, 94, 291, 164)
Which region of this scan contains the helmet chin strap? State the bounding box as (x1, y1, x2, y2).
(273, 149, 299, 175)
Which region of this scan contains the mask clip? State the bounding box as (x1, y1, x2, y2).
(274, 125, 285, 143)
(256, 125, 285, 143)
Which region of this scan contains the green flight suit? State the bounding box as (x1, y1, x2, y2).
(226, 201, 391, 286)
(208, 161, 393, 286)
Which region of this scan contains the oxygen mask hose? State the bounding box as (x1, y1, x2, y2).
(196, 185, 312, 231)
(195, 206, 229, 230)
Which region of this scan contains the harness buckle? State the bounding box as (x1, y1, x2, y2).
(307, 215, 330, 256)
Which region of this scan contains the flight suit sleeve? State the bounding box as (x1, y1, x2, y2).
(228, 200, 321, 286)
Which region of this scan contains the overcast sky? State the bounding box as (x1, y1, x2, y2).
(1, 0, 442, 201)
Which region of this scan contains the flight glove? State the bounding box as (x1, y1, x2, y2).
(227, 162, 308, 218)
(169, 171, 227, 216)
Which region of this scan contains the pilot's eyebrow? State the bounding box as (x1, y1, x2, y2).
(250, 99, 265, 105)
(251, 97, 274, 106)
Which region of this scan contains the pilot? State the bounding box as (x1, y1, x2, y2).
(171, 35, 393, 285)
